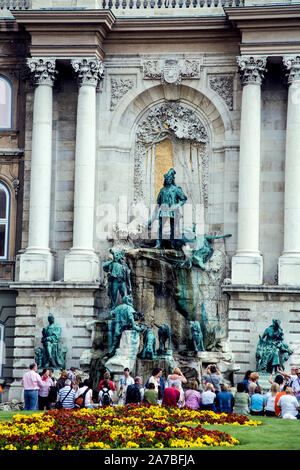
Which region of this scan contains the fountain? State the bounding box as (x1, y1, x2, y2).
(83, 169, 239, 391)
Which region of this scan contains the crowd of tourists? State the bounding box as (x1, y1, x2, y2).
(20, 362, 300, 419)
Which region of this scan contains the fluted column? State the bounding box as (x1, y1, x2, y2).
(64, 58, 104, 282)
(231, 56, 267, 285)
(19, 58, 56, 281)
(279, 56, 300, 285)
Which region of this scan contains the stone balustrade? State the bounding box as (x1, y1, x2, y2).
(0, 0, 246, 15)
(2, 0, 298, 11)
(0, 0, 30, 9)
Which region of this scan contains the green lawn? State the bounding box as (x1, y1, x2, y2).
(202, 416, 300, 450)
(0, 412, 299, 450)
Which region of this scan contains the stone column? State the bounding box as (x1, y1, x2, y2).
(64, 58, 104, 282)
(19, 58, 56, 281)
(279, 56, 300, 285)
(231, 56, 267, 285)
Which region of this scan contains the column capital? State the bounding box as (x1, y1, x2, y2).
(71, 58, 104, 87)
(237, 55, 267, 86)
(283, 55, 300, 85)
(26, 57, 57, 86)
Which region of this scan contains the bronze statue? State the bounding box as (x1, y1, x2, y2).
(37, 314, 67, 369)
(108, 296, 145, 356)
(190, 320, 204, 352)
(156, 323, 172, 353)
(256, 319, 293, 373)
(103, 248, 132, 309)
(141, 327, 157, 359)
(148, 168, 187, 249)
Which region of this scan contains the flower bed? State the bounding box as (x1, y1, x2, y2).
(0, 405, 261, 451)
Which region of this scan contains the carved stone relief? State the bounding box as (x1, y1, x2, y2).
(208, 75, 234, 111)
(143, 59, 201, 84)
(110, 77, 135, 110)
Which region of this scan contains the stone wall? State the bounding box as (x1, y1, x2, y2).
(0, 289, 17, 383)
(224, 286, 300, 384)
(8, 283, 98, 400)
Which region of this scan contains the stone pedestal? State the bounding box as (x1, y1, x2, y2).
(257, 372, 271, 393)
(231, 254, 263, 286)
(105, 329, 140, 378)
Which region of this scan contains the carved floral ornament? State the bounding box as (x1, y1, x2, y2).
(134, 102, 209, 203)
(237, 56, 267, 86)
(26, 58, 57, 86)
(110, 77, 135, 111)
(71, 58, 105, 87)
(208, 75, 234, 111)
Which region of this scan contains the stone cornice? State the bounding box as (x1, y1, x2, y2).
(12, 10, 116, 60)
(225, 5, 300, 22)
(222, 284, 300, 297)
(12, 10, 116, 28)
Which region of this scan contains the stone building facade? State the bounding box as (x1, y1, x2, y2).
(0, 0, 300, 398)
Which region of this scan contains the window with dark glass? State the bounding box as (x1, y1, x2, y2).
(0, 184, 10, 259)
(0, 76, 13, 130)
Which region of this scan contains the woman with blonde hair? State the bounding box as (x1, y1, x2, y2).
(201, 383, 217, 411)
(264, 383, 280, 417)
(248, 372, 260, 396)
(166, 367, 187, 408)
(184, 380, 201, 410)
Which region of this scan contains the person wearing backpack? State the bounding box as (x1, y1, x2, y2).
(99, 379, 113, 407)
(75, 379, 93, 409)
(125, 377, 144, 404)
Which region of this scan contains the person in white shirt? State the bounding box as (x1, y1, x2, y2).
(277, 387, 300, 419)
(201, 383, 216, 411)
(75, 379, 93, 409)
(118, 368, 134, 405)
(264, 383, 280, 417)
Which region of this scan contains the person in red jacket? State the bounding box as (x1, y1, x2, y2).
(162, 383, 180, 407)
(98, 371, 116, 392)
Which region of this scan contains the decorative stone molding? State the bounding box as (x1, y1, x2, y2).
(110, 77, 135, 111)
(12, 178, 20, 198)
(26, 57, 57, 86)
(237, 56, 267, 86)
(71, 58, 104, 87)
(134, 102, 209, 203)
(143, 59, 201, 84)
(283, 56, 300, 84)
(209, 75, 234, 111)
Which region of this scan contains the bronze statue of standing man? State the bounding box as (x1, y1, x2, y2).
(148, 168, 187, 249)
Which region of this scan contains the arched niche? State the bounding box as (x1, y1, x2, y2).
(133, 101, 210, 222)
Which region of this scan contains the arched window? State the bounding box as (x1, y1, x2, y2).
(0, 183, 10, 260)
(0, 75, 13, 130)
